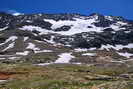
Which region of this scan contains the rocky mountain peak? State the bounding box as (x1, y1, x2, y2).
(0, 12, 133, 64)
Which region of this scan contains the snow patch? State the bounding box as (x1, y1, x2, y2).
(89, 48, 97, 51)
(26, 20, 32, 23)
(36, 53, 75, 66)
(105, 16, 113, 21)
(117, 21, 127, 25)
(82, 53, 96, 56)
(124, 31, 131, 33)
(44, 18, 103, 35)
(20, 17, 127, 36)
(8, 57, 21, 60)
(110, 24, 120, 31)
(117, 52, 133, 58)
(16, 51, 29, 56)
(44, 36, 55, 44)
(20, 17, 104, 36)
(0, 80, 7, 82)
(2, 42, 15, 51)
(0, 55, 15, 57)
(0, 27, 8, 31)
(100, 44, 133, 51)
(74, 48, 88, 52)
(55, 53, 75, 63)
(0, 58, 6, 60)
(0, 36, 17, 46)
(37, 62, 82, 66)
(110, 21, 127, 31)
(34, 50, 53, 53)
(37, 63, 53, 66)
(20, 26, 51, 35)
(6, 36, 18, 42)
(26, 43, 40, 51)
(24, 37, 29, 41)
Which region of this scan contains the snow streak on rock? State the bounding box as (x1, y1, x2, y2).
(2, 42, 15, 51)
(16, 51, 30, 56)
(26, 43, 40, 51)
(0, 36, 18, 46)
(117, 52, 133, 58)
(100, 44, 133, 51)
(82, 53, 96, 56)
(34, 50, 53, 53)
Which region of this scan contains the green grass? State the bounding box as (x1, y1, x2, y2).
(0, 63, 132, 89)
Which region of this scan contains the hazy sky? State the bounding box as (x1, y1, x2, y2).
(0, 0, 133, 19)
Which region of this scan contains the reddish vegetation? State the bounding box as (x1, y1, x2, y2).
(0, 72, 13, 80)
(0, 71, 29, 80)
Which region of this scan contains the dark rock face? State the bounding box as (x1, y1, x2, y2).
(94, 14, 115, 27)
(31, 19, 52, 29)
(54, 25, 71, 31)
(16, 20, 52, 30)
(0, 12, 16, 28)
(94, 20, 114, 27)
(0, 37, 7, 43)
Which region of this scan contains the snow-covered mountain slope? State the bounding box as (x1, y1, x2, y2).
(0, 12, 133, 64)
